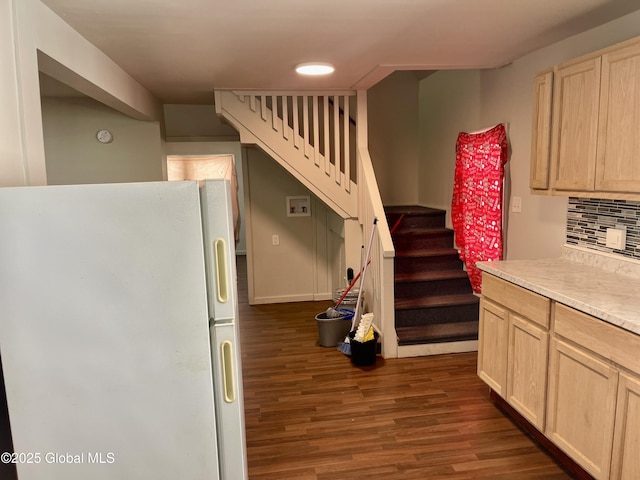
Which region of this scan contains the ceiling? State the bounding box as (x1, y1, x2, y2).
(41, 0, 640, 104)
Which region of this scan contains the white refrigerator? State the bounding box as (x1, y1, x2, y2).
(0, 179, 247, 480)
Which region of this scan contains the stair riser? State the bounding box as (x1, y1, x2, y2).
(394, 255, 463, 274)
(395, 303, 480, 328)
(397, 325, 479, 346)
(395, 278, 473, 299)
(393, 232, 455, 251)
(387, 213, 445, 230)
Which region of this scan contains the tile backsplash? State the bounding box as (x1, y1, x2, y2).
(566, 198, 640, 260)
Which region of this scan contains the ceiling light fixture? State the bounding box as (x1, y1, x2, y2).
(295, 63, 335, 75)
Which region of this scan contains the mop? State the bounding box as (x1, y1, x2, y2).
(338, 217, 377, 355)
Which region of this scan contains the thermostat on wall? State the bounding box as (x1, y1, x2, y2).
(96, 129, 113, 143)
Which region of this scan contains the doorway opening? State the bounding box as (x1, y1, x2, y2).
(167, 154, 241, 244)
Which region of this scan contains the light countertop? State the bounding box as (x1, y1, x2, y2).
(477, 246, 640, 336)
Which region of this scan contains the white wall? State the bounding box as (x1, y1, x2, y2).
(0, 0, 161, 188)
(0, 0, 27, 186)
(42, 97, 163, 184)
(1, 0, 46, 186)
(418, 70, 482, 223)
(164, 104, 239, 141)
(243, 147, 342, 304)
(34, 3, 160, 121)
(418, 9, 640, 260)
(368, 71, 420, 206)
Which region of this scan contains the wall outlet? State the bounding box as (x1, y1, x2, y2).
(511, 196, 522, 213)
(272, 234, 280, 246)
(605, 227, 626, 250)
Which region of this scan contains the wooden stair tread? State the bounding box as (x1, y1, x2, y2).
(385, 205, 445, 216)
(395, 293, 479, 310)
(397, 321, 479, 344)
(392, 227, 452, 236)
(395, 269, 469, 283)
(394, 247, 458, 258)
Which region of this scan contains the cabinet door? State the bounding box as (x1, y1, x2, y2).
(596, 41, 640, 192)
(610, 372, 640, 480)
(546, 339, 618, 480)
(530, 69, 554, 190)
(477, 299, 508, 397)
(550, 57, 601, 191)
(507, 315, 549, 430)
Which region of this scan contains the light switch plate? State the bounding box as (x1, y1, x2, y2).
(512, 196, 522, 213)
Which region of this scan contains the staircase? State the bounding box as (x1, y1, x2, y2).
(386, 206, 479, 355)
(215, 89, 398, 358)
(215, 90, 358, 219)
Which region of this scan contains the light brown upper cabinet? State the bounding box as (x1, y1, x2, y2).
(530, 69, 554, 190)
(550, 56, 601, 192)
(531, 36, 640, 199)
(596, 41, 640, 193)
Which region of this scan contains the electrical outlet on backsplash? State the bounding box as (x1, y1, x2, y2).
(566, 198, 640, 260)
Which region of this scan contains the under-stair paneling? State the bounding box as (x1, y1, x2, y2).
(244, 147, 340, 304)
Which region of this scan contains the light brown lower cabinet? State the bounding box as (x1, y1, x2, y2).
(477, 298, 508, 397)
(478, 274, 550, 430)
(546, 338, 618, 479)
(610, 372, 640, 480)
(507, 314, 548, 430)
(478, 274, 640, 480)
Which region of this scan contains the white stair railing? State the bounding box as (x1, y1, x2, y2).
(356, 90, 397, 358)
(215, 90, 357, 218)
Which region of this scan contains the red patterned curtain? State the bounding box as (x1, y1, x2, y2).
(451, 124, 508, 293)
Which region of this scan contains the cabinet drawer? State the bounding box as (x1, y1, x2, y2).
(554, 303, 640, 375)
(482, 273, 550, 328)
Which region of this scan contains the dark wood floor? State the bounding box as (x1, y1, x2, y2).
(235, 256, 574, 479)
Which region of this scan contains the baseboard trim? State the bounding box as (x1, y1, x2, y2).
(489, 390, 593, 480)
(397, 340, 478, 358)
(251, 293, 332, 305)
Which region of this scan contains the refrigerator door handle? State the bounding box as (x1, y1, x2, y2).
(214, 238, 229, 303)
(220, 340, 236, 403)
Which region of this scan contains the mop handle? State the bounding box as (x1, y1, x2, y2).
(337, 215, 400, 308)
(352, 217, 378, 331)
(335, 259, 370, 307)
